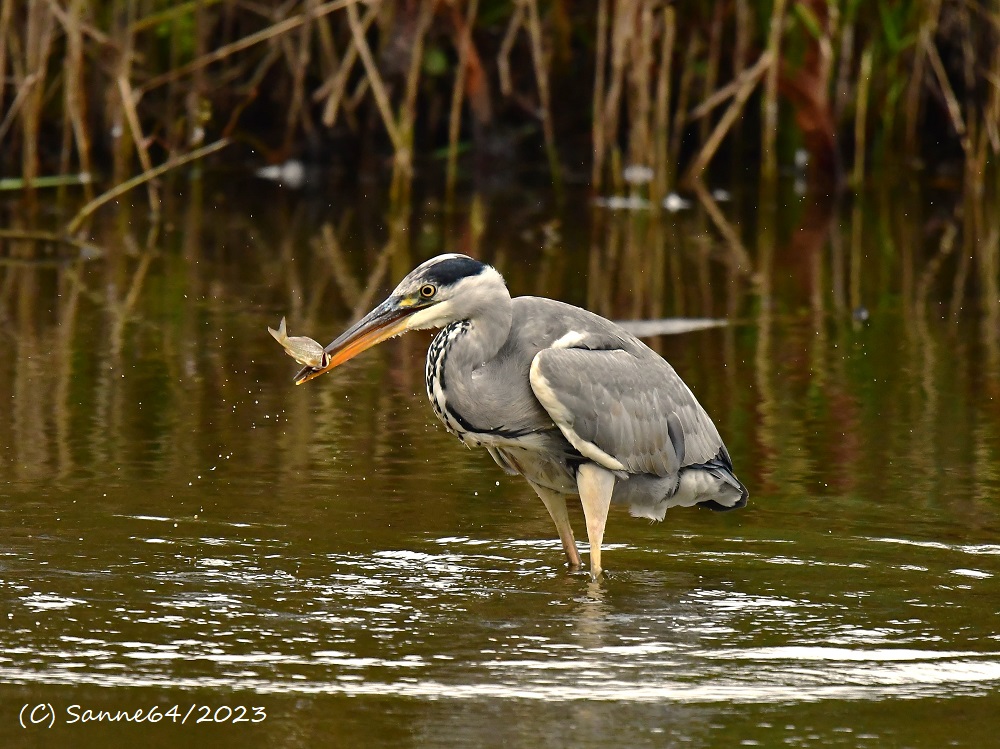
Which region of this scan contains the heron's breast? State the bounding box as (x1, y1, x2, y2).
(425, 322, 470, 439)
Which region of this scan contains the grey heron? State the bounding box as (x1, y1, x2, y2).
(294, 254, 747, 577)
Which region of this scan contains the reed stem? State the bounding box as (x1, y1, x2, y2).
(66, 139, 229, 236)
(447, 0, 479, 202)
(526, 0, 561, 193)
(761, 0, 787, 182)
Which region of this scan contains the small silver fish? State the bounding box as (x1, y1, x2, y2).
(268, 317, 330, 369)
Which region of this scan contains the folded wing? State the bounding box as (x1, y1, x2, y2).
(528, 347, 724, 477)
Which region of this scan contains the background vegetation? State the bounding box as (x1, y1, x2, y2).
(2, 0, 999, 225)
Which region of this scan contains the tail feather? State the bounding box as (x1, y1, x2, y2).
(693, 447, 748, 512)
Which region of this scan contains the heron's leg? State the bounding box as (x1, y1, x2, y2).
(528, 481, 581, 568)
(576, 464, 615, 578)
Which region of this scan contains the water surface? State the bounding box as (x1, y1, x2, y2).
(1, 179, 999, 746)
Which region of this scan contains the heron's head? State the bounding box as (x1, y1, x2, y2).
(295, 254, 506, 385)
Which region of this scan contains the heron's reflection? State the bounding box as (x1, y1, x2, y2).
(570, 578, 611, 649)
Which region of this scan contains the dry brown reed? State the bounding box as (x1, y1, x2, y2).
(851, 45, 874, 191)
(760, 0, 787, 182)
(525, 0, 558, 191)
(685, 51, 772, 186)
(66, 139, 230, 235)
(1, 0, 998, 236)
(446, 0, 478, 202)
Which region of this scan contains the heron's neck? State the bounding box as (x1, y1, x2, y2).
(427, 290, 512, 436)
(460, 294, 512, 366)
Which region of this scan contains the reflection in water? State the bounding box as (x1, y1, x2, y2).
(2, 180, 1000, 747)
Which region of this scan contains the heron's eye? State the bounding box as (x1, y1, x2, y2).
(419, 284, 436, 299)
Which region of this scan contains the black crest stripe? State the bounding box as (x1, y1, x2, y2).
(423, 256, 486, 288)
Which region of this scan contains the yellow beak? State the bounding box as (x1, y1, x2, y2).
(294, 299, 415, 385)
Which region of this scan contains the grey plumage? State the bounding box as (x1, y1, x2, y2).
(293, 254, 747, 577)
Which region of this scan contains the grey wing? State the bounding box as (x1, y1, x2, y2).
(529, 347, 724, 477)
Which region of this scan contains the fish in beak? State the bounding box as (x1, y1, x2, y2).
(294, 298, 418, 385)
(268, 317, 330, 369)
